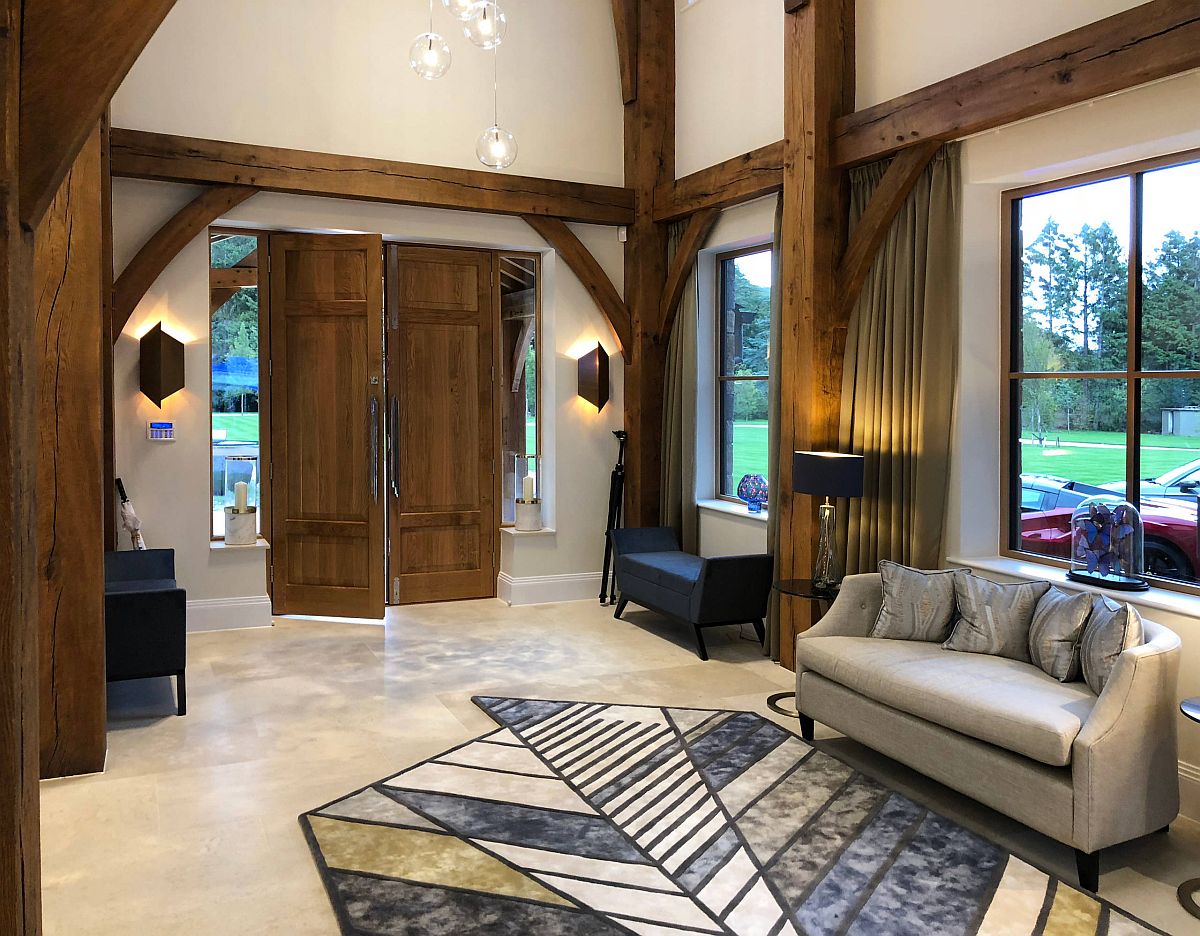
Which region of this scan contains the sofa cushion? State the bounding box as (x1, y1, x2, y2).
(870, 562, 961, 642)
(104, 578, 179, 594)
(1028, 587, 1092, 682)
(1081, 597, 1144, 696)
(617, 552, 703, 597)
(944, 576, 1050, 662)
(796, 636, 1096, 766)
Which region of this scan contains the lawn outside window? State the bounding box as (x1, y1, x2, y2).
(1002, 149, 1200, 593)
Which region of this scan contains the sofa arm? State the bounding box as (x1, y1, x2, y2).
(797, 573, 882, 641)
(689, 554, 773, 624)
(1071, 620, 1181, 853)
(105, 548, 175, 583)
(609, 527, 680, 557)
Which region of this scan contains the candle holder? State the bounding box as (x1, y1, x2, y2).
(514, 454, 543, 531)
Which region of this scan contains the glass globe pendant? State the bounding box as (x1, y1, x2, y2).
(441, 0, 480, 22)
(464, 1, 507, 49)
(477, 125, 517, 169)
(409, 32, 452, 80)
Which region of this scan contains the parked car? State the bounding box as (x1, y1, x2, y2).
(1019, 474, 1199, 582)
(1100, 457, 1200, 501)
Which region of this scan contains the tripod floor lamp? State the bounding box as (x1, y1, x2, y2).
(791, 451, 865, 593)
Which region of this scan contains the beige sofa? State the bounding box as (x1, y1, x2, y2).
(794, 572, 1181, 892)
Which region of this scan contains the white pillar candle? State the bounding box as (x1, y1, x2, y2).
(522, 475, 535, 503)
(234, 481, 249, 511)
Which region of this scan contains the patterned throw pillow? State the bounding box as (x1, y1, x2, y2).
(870, 561, 963, 643)
(1080, 596, 1144, 696)
(944, 576, 1051, 662)
(1028, 587, 1093, 682)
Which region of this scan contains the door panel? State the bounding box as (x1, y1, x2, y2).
(271, 233, 385, 618)
(387, 245, 497, 604)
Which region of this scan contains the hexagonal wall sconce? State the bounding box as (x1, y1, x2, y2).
(577, 343, 609, 411)
(140, 323, 185, 407)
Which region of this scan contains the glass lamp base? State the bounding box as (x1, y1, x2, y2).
(1066, 571, 1150, 592)
(812, 501, 841, 592)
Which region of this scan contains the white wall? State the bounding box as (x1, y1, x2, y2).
(112, 0, 625, 186)
(675, 0, 1149, 177)
(113, 180, 626, 619)
(944, 71, 1200, 814)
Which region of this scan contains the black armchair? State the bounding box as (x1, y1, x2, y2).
(610, 528, 773, 660)
(104, 549, 187, 715)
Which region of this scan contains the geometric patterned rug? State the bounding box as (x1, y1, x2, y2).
(300, 697, 1167, 935)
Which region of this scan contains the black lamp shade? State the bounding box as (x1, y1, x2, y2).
(792, 451, 865, 498)
(140, 322, 185, 407)
(578, 343, 610, 410)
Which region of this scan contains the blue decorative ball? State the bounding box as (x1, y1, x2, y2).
(737, 474, 769, 506)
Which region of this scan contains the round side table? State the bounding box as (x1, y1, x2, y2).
(1179, 698, 1200, 921)
(766, 579, 839, 718)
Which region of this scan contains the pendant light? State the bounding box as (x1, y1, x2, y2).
(476, 44, 517, 169)
(442, 0, 480, 22)
(464, 0, 507, 49)
(410, 0, 452, 80)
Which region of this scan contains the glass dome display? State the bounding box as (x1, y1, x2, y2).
(1067, 496, 1149, 591)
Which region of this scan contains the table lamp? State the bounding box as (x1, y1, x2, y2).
(792, 451, 865, 592)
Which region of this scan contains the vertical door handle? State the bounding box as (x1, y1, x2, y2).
(370, 396, 380, 502)
(389, 395, 400, 498)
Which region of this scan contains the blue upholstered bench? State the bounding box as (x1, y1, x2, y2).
(610, 528, 773, 660)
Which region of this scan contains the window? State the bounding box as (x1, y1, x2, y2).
(498, 254, 540, 524)
(1004, 153, 1200, 588)
(209, 230, 266, 539)
(717, 245, 773, 500)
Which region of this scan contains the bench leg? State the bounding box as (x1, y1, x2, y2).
(798, 713, 814, 743)
(1075, 849, 1100, 893)
(693, 625, 709, 661)
(753, 619, 765, 646)
(614, 596, 628, 620)
(176, 670, 187, 717)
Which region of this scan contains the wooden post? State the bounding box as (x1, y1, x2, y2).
(776, 0, 855, 669)
(34, 126, 108, 779)
(0, 0, 41, 929)
(621, 0, 674, 527)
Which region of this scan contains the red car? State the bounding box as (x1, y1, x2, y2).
(1020, 476, 1199, 582)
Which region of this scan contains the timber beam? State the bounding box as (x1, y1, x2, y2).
(832, 0, 1200, 168)
(20, 0, 179, 228)
(836, 141, 940, 317)
(521, 215, 631, 354)
(658, 207, 718, 336)
(111, 128, 637, 226)
(113, 184, 259, 342)
(653, 140, 785, 222)
(611, 0, 639, 105)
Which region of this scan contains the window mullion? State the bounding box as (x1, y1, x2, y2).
(1125, 172, 1143, 508)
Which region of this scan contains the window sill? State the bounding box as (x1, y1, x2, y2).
(210, 536, 270, 551)
(697, 498, 769, 524)
(948, 554, 1200, 621)
(500, 527, 557, 537)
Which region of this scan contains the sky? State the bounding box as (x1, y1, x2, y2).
(735, 249, 773, 288)
(1020, 158, 1200, 260)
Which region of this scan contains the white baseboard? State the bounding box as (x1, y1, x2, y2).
(497, 572, 603, 606)
(186, 595, 273, 632)
(1179, 760, 1200, 821)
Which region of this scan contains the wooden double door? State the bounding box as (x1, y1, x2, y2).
(269, 235, 498, 617)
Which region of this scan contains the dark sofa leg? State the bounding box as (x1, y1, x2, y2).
(1075, 849, 1100, 892)
(614, 596, 628, 620)
(693, 625, 709, 661)
(753, 619, 765, 646)
(176, 670, 187, 716)
(798, 713, 814, 743)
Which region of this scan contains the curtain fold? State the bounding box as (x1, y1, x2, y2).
(838, 143, 962, 574)
(765, 195, 785, 660)
(660, 221, 699, 553)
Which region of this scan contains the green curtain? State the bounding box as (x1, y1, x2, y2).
(765, 195, 784, 660)
(838, 143, 962, 573)
(660, 221, 699, 553)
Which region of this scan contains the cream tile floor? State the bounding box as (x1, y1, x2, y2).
(39, 599, 1200, 934)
